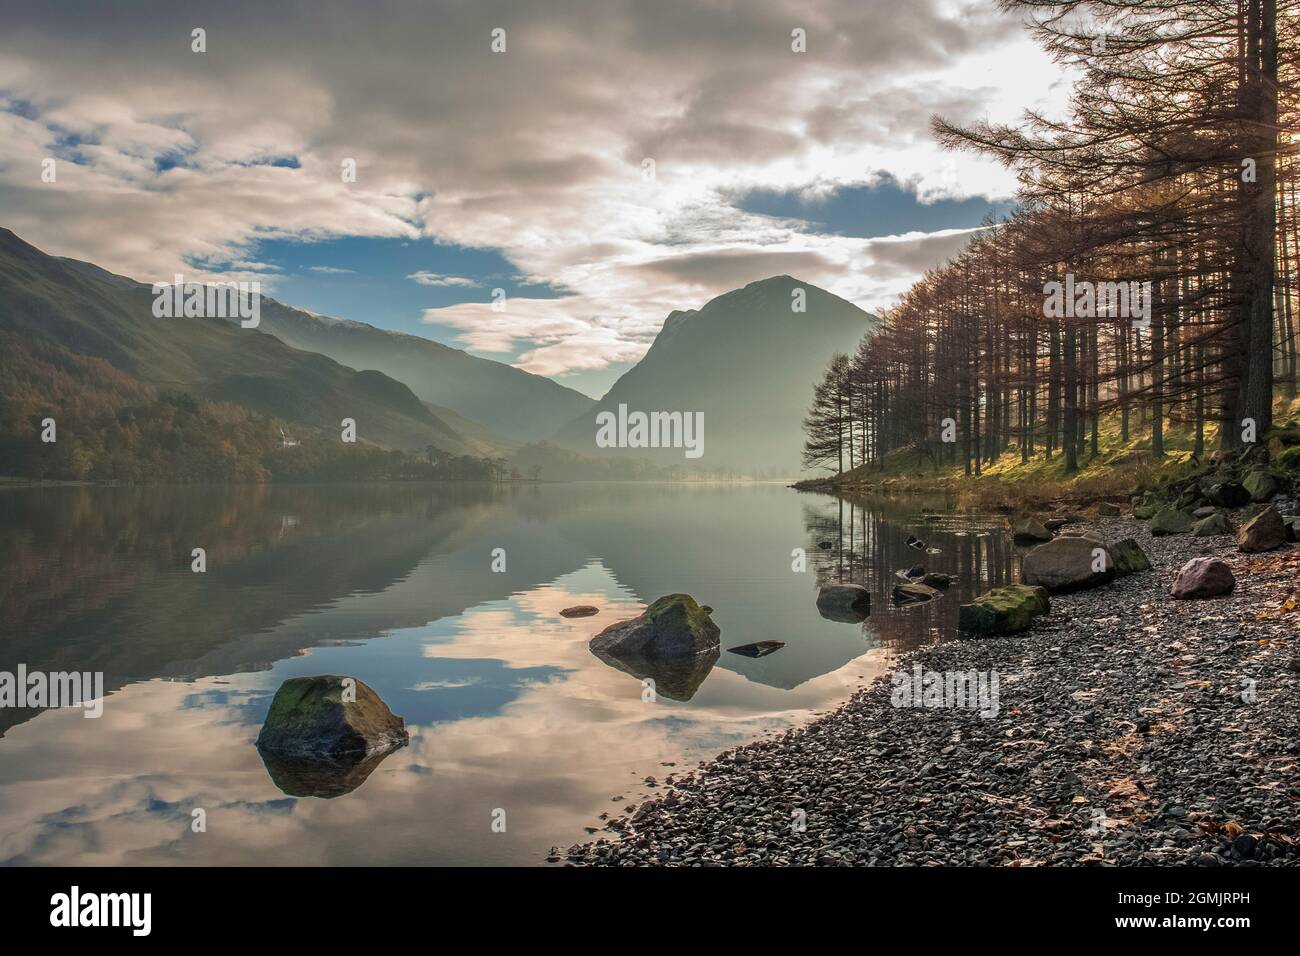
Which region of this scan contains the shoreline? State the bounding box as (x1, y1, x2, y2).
(564, 516, 1300, 866)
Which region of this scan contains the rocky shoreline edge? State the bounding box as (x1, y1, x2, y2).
(560, 517, 1299, 866)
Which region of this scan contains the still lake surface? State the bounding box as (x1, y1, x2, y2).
(0, 482, 1020, 865)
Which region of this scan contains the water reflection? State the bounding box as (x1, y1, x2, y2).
(0, 483, 1017, 865)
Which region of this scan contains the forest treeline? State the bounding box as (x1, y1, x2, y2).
(0, 335, 506, 483)
(805, 0, 1298, 477)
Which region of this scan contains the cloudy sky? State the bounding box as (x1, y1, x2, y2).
(0, 0, 1068, 397)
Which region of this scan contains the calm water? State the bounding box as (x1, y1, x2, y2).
(0, 482, 1019, 865)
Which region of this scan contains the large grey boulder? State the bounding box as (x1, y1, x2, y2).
(1021, 535, 1116, 592)
(256, 675, 409, 760)
(1012, 518, 1053, 543)
(958, 585, 1050, 635)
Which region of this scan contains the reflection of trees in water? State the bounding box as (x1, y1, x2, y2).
(802, 493, 1021, 650)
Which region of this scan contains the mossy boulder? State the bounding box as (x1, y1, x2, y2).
(256, 675, 409, 760)
(590, 593, 720, 659)
(1096, 502, 1121, 517)
(1149, 507, 1194, 536)
(1108, 537, 1152, 574)
(958, 585, 1050, 635)
(1243, 469, 1278, 503)
(1192, 512, 1231, 537)
(1132, 494, 1160, 520)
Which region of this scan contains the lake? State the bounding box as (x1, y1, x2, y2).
(0, 482, 1019, 865)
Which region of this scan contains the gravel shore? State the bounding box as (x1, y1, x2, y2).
(564, 517, 1300, 866)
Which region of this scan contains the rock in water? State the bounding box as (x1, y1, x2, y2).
(1021, 535, 1116, 592)
(726, 641, 786, 658)
(1243, 469, 1278, 503)
(590, 594, 720, 660)
(816, 583, 872, 621)
(560, 605, 599, 618)
(1238, 507, 1286, 553)
(1012, 518, 1052, 543)
(958, 585, 1050, 635)
(1149, 507, 1194, 536)
(920, 572, 952, 589)
(1170, 557, 1236, 599)
(1192, 512, 1231, 537)
(588, 595, 721, 701)
(892, 581, 940, 604)
(256, 675, 409, 760)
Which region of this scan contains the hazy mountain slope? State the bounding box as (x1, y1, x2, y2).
(251, 302, 594, 444)
(0, 228, 473, 455)
(553, 276, 879, 474)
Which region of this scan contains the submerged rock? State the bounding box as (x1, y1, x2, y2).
(590, 642, 719, 701)
(256, 675, 409, 760)
(1238, 506, 1286, 553)
(892, 581, 940, 604)
(920, 572, 952, 589)
(1149, 507, 1194, 536)
(1170, 557, 1236, 600)
(726, 641, 786, 658)
(560, 605, 599, 618)
(816, 583, 872, 621)
(958, 585, 1050, 635)
(590, 594, 720, 660)
(259, 746, 402, 799)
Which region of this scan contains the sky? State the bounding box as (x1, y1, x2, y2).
(0, 0, 1070, 398)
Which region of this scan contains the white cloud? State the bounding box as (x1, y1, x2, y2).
(0, 1, 1068, 376)
(407, 271, 480, 288)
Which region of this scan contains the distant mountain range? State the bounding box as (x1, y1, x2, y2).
(0, 228, 878, 479)
(252, 300, 592, 448)
(0, 228, 479, 457)
(552, 276, 879, 474)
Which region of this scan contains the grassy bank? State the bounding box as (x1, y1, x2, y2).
(797, 397, 1300, 511)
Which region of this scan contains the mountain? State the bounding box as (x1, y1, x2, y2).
(552, 276, 879, 475)
(251, 302, 593, 445)
(0, 228, 476, 458)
